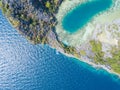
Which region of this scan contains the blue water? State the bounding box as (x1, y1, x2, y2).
(0, 11, 120, 90)
(62, 0, 113, 33)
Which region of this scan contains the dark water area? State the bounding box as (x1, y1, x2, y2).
(62, 0, 113, 33)
(0, 11, 120, 90)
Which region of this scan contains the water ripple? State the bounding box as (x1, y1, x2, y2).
(0, 10, 120, 90)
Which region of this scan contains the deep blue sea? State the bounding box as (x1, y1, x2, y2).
(62, 0, 113, 33)
(0, 10, 120, 90)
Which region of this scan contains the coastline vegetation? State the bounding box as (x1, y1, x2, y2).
(80, 50, 86, 56)
(106, 47, 120, 74)
(90, 40, 105, 64)
(9, 17, 20, 27)
(60, 43, 76, 53)
(60, 42, 80, 57)
(90, 40, 120, 74)
(0, 0, 63, 44)
(0, 1, 11, 16)
(0, 0, 2, 8)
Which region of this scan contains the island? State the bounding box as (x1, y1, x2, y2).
(0, 0, 120, 76)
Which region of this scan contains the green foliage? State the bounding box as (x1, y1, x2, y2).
(80, 50, 86, 56)
(0, 1, 2, 8)
(6, 9, 11, 16)
(54, 0, 58, 4)
(60, 43, 78, 55)
(90, 40, 120, 74)
(65, 46, 75, 53)
(9, 17, 20, 27)
(46, 1, 50, 8)
(1, 3, 11, 16)
(90, 40, 105, 64)
(2, 7, 7, 14)
(20, 14, 27, 20)
(106, 48, 120, 74)
(90, 40, 102, 52)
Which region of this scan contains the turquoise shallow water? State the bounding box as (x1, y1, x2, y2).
(62, 0, 113, 33)
(0, 11, 120, 90)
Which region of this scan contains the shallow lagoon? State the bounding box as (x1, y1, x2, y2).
(62, 0, 113, 33)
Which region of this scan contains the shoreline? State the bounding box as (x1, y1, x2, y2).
(58, 48, 120, 78)
(1, 0, 120, 78)
(55, 0, 120, 77)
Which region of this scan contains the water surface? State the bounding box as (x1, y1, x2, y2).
(0, 11, 120, 90)
(62, 0, 113, 33)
